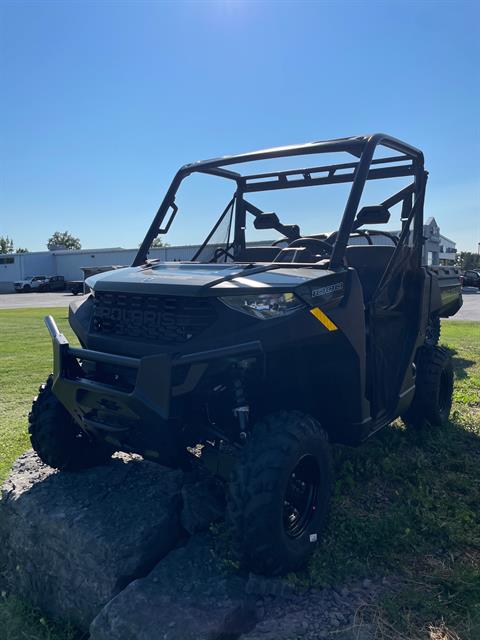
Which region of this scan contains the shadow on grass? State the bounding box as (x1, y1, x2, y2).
(298, 411, 480, 638)
(443, 346, 476, 380)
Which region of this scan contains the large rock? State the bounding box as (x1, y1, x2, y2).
(0, 451, 391, 640)
(0, 450, 183, 629)
(90, 533, 257, 640)
(180, 474, 225, 534)
(90, 551, 382, 640)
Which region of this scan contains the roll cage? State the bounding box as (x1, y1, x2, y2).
(134, 133, 426, 270)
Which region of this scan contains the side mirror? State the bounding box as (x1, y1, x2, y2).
(253, 212, 280, 230)
(355, 205, 391, 227)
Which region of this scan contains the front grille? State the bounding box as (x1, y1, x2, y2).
(92, 292, 216, 343)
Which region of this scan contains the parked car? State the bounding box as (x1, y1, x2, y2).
(14, 276, 48, 292)
(30, 133, 462, 576)
(461, 270, 480, 288)
(45, 276, 66, 291)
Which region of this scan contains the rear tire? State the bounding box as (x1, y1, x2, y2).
(29, 376, 113, 470)
(425, 315, 441, 346)
(227, 411, 333, 575)
(402, 346, 454, 428)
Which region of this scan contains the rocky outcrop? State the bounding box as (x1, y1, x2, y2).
(0, 451, 183, 629)
(180, 474, 226, 535)
(90, 533, 257, 640)
(1, 451, 390, 640)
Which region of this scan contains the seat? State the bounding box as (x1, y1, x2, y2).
(237, 246, 281, 262)
(345, 245, 397, 302)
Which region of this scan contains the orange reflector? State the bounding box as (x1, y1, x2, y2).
(310, 307, 338, 331)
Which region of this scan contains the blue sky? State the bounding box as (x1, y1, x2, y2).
(1, 0, 479, 253)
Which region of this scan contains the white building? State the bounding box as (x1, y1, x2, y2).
(0, 217, 457, 292)
(0, 245, 199, 292)
(349, 217, 457, 266)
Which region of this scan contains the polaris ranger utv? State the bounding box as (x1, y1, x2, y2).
(30, 134, 462, 575)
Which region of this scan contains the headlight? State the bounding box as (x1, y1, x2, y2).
(219, 293, 304, 320)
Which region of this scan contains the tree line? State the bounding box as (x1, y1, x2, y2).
(0, 231, 81, 253)
(0, 232, 168, 254)
(2, 233, 477, 267)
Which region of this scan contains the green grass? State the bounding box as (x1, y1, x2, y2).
(295, 320, 480, 639)
(0, 309, 82, 639)
(0, 308, 78, 482)
(0, 309, 479, 639)
(0, 595, 80, 640)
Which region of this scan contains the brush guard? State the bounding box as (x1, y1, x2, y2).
(44, 315, 263, 466)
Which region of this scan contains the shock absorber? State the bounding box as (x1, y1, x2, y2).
(233, 375, 249, 441)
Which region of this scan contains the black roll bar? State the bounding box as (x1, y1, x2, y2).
(133, 133, 425, 268)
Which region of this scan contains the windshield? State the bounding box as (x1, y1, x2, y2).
(136, 135, 423, 268)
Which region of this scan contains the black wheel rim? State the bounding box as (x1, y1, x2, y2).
(283, 455, 320, 539)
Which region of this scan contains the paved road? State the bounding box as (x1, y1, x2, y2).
(1, 288, 479, 320)
(0, 291, 86, 309)
(446, 288, 480, 322)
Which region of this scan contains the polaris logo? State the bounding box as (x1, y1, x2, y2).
(96, 307, 174, 327)
(311, 282, 344, 298)
(92, 292, 216, 343)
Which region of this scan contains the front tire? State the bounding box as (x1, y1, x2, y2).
(402, 346, 454, 428)
(227, 411, 333, 575)
(29, 376, 113, 470)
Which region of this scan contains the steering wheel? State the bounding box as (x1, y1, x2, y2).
(285, 237, 333, 257)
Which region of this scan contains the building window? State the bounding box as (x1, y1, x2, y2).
(0, 256, 14, 265)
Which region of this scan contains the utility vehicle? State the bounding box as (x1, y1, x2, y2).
(30, 134, 462, 575)
(67, 280, 84, 295)
(45, 276, 66, 292)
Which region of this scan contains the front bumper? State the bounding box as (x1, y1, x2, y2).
(45, 315, 263, 465)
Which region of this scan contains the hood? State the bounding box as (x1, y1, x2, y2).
(85, 262, 337, 297)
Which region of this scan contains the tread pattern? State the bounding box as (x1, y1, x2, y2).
(227, 410, 333, 575)
(425, 315, 441, 346)
(402, 346, 453, 428)
(29, 376, 112, 470)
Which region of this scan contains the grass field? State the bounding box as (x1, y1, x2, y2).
(0, 309, 479, 640)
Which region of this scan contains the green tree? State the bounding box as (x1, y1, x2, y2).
(151, 237, 170, 248)
(47, 231, 81, 251)
(0, 236, 14, 254)
(139, 237, 170, 248)
(15, 247, 29, 254)
(456, 251, 480, 271)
